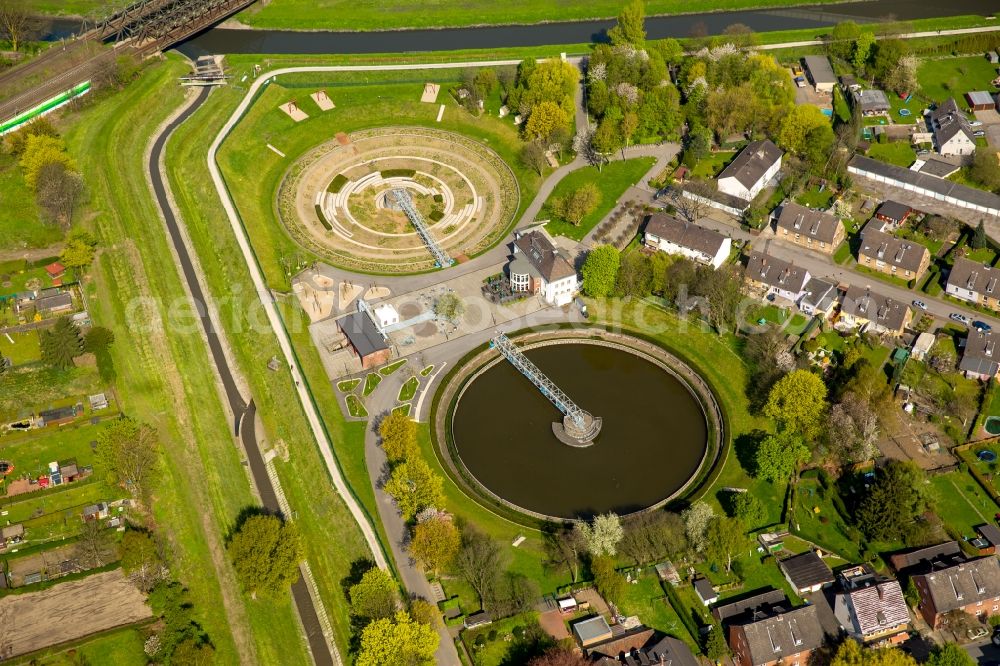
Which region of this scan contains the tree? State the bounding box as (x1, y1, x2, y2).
(545, 523, 585, 582)
(76, 519, 114, 569)
(171, 639, 216, 665)
(454, 528, 505, 610)
(521, 141, 548, 175)
(698, 265, 745, 334)
(349, 567, 399, 623)
(828, 22, 862, 61)
(19, 134, 76, 190)
(591, 555, 625, 605)
(96, 416, 159, 499)
(3, 116, 58, 156)
(576, 512, 624, 557)
(581, 245, 620, 297)
(764, 369, 828, 439)
(410, 516, 461, 577)
(554, 182, 600, 225)
(227, 513, 303, 598)
(379, 411, 418, 463)
(120, 530, 166, 592)
(616, 251, 653, 298)
(529, 648, 591, 666)
(969, 150, 1000, 192)
(754, 431, 810, 483)
(40, 316, 83, 370)
(828, 391, 881, 466)
(722, 23, 756, 49)
(525, 100, 568, 142)
(972, 219, 987, 250)
(0, 1, 33, 52)
(384, 459, 445, 521)
(852, 31, 876, 74)
(618, 511, 688, 565)
(705, 516, 750, 572)
(60, 229, 98, 273)
(608, 0, 645, 47)
(778, 105, 833, 158)
(731, 492, 766, 528)
(147, 582, 213, 664)
(830, 638, 916, 666)
(704, 624, 729, 661)
(856, 460, 931, 542)
(870, 39, 908, 89)
(927, 643, 976, 666)
(434, 292, 464, 321)
(592, 116, 623, 159)
(35, 162, 84, 228)
(356, 611, 439, 666)
(683, 501, 715, 553)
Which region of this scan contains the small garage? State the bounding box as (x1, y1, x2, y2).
(966, 90, 996, 111)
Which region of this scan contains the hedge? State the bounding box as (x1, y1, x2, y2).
(327, 173, 349, 193)
(315, 204, 333, 231)
(429, 209, 445, 222)
(380, 168, 416, 179)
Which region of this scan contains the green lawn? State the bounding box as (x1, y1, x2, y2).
(0, 330, 41, 366)
(887, 93, 920, 126)
(791, 475, 862, 561)
(541, 157, 655, 241)
(833, 241, 852, 265)
(690, 151, 735, 179)
(398, 376, 419, 402)
(866, 142, 916, 168)
(379, 359, 407, 376)
(235, 0, 852, 31)
(460, 612, 544, 666)
(0, 420, 107, 483)
(618, 572, 696, 650)
(0, 153, 63, 251)
(363, 372, 382, 396)
(930, 470, 1000, 537)
(27, 625, 150, 666)
(795, 185, 834, 210)
(346, 393, 368, 417)
(917, 56, 1000, 108)
(337, 378, 360, 393)
(967, 443, 1000, 495)
(747, 305, 808, 336)
(12, 0, 111, 16)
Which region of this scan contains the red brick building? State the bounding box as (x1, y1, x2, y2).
(912, 556, 1000, 629)
(729, 604, 824, 666)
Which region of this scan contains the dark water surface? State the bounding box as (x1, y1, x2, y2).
(452, 344, 708, 519)
(174, 0, 994, 57)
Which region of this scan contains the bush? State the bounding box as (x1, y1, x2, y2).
(315, 204, 333, 231)
(327, 174, 349, 193)
(487, 629, 498, 641)
(381, 168, 416, 178)
(428, 209, 445, 222)
(433, 193, 444, 203)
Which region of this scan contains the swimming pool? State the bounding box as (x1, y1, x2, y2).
(821, 108, 833, 117)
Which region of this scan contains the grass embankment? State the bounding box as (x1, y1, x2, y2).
(541, 157, 655, 241)
(13, 0, 110, 16)
(63, 58, 310, 663)
(164, 72, 381, 652)
(236, 0, 870, 32)
(215, 68, 544, 288)
(0, 153, 62, 250)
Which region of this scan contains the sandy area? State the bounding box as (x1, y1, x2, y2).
(340, 281, 362, 309)
(0, 570, 151, 659)
(280, 101, 308, 122)
(310, 90, 335, 111)
(295, 282, 335, 322)
(364, 286, 390, 300)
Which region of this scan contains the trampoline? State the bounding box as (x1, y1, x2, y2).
(978, 448, 998, 462)
(985, 416, 1000, 436)
(898, 108, 912, 117)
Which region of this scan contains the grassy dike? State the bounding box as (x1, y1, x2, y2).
(161, 69, 376, 653)
(63, 58, 310, 663)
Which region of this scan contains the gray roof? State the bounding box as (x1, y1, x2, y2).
(800, 277, 838, 311)
(875, 200, 912, 223)
(976, 523, 1000, 546)
(947, 257, 1000, 299)
(574, 615, 612, 643)
(802, 55, 836, 85)
(778, 551, 834, 590)
(850, 156, 1000, 213)
(931, 98, 975, 146)
(914, 556, 1000, 614)
(644, 213, 727, 256)
(967, 91, 995, 106)
(514, 230, 575, 282)
(508, 256, 540, 279)
(695, 577, 717, 601)
(845, 579, 910, 636)
(713, 589, 790, 625)
(841, 285, 911, 332)
(889, 541, 964, 573)
(338, 311, 388, 358)
(960, 329, 1000, 377)
(35, 292, 73, 312)
(916, 158, 960, 179)
(858, 226, 929, 273)
(594, 634, 700, 666)
(745, 251, 809, 294)
(739, 605, 825, 666)
(854, 89, 890, 113)
(718, 140, 783, 191)
(776, 202, 842, 244)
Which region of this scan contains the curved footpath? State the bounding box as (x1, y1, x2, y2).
(148, 87, 337, 665)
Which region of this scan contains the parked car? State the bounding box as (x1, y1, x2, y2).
(575, 298, 589, 319)
(912, 300, 928, 310)
(971, 120, 984, 127)
(967, 626, 988, 640)
(973, 320, 992, 332)
(974, 130, 987, 138)
(951, 313, 971, 324)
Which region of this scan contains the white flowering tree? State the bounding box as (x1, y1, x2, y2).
(575, 512, 624, 557)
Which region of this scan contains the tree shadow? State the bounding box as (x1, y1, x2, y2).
(734, 430, 766, 477)
(226, 505, 283, 543)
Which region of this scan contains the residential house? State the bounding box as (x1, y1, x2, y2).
(874, 201, 913, 229)
(798, 277, 839, 319)
(729, 603, 825, 666)
(930, 99, 976, 157)
(839, 286, 912, 336)
(834, 565, 911, 646)
(509, 229, 578, 306)
(574, 615, 613, 648)
(889, 541, 964, 576)
(967, 91, 996, 112)
(912, 556, 1000, 629)
(774, 203, 845, 255)
(337, 309, 391, 370)
(960, 329, 1000, 380)
(911, 332, 936, 361)
(35, 290, 73, 315)
(946, 257, 1000, 311)
(717, 140, 784, 201)
(778, 551, 834, 595)
(858, 226, 930, 282)
(745, 252, 810, 303)
(592, 632, 700, 666)
(802, 55, 836, 93)
(854, 89, 891, 116)
(695, 577, 719, 606)
(714, 589, 790, 627)
(643, 213, 732, 269)
(849, 156, 1000, 218)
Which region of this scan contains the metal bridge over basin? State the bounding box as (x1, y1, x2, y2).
(388, 187, 454, 269)
(490, 333, 602, 446)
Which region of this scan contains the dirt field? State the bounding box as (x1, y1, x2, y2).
(0, 570, 152, 659)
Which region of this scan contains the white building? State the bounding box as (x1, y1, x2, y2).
(744, 251, 810, 303)
(509, 229, 578, 307)
(930, 99, 976, 157)
(643, 213, 731, 269)
(717, 140, 783, 201)
(372, 303, 400, 330)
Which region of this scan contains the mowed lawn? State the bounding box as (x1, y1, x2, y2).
(917, 56, 999, 108)
(235, 0, 850, 30)
(542, 158, 654, 241)
(0, 153, 62, 250)
(931, 470, 999, 537)
(866, 141, 916, 168)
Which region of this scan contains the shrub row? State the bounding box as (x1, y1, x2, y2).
(327, 173, 349, 193)
(315, 204, 333, 231)
(380, 168, 416, 179)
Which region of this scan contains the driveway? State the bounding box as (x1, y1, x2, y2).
(964, 635, 1000, 665)
(803, 590, 843, 639)
(973, 109, 1000, 149)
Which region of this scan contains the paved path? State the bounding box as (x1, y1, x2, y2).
(757, 24, 1000, 51)
(149, 87, 336, 665)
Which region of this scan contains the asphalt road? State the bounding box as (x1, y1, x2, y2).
(147, 86, 334, 666)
